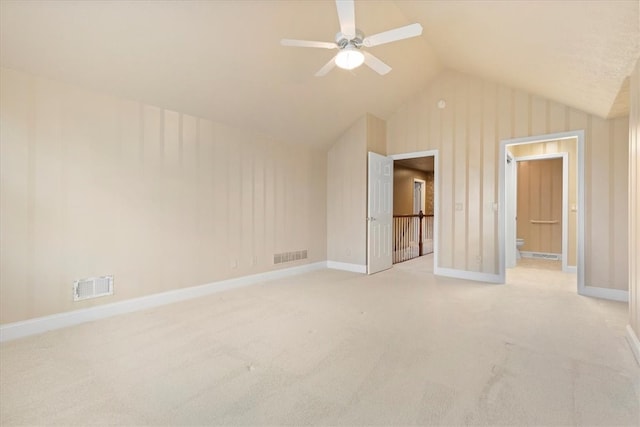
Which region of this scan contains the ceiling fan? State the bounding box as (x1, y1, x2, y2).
(281, 0, 423, 77)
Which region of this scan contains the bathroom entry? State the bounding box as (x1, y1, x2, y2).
(504, 139, 577, 274)
(500, 132, 583, 292)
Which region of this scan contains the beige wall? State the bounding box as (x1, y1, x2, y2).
(630, 58, 640, 336)
(326, 114, 386, 267)
(367, 114, 387, 155)
(0, 67, 327, 324)
(511, 139, 578, 266)
(387, 70, 628, 290)
(327, 116, 367, 266)
(393, 166, 434, 216)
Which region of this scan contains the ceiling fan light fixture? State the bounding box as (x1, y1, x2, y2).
(335, 46, 365, 70)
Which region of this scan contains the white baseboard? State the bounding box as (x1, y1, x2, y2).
(579, 286, 629, 302)
(435, 267, 502, 284)
(326, 261, 367, 274)
(563, 265, 577, 274)
(626, 325, 640, 366)
(0, 261, 327, 343)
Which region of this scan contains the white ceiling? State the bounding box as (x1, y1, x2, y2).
(1, 1, 638, 148)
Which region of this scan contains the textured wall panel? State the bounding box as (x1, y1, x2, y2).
(0, 67, 327, 324)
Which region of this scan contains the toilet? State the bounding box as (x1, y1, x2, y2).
(516, 238, 525, 259)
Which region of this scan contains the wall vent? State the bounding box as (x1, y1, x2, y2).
(521, 252, 561, 261)
(273, 250, 308, 265)
(74, 276, 114, 301)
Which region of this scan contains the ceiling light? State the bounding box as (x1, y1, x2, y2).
(335, 46, 365, 70)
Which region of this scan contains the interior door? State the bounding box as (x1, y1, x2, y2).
(367, 152, 393, 274)
(413, 181, 422, 214)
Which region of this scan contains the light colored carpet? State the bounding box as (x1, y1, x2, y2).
(1, 255, 639, 426)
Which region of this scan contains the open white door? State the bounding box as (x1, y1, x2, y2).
(367, 152, 393, 274)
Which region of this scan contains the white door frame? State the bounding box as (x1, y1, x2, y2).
(499, 131, 584, 293)
(389, 150, 439, 271)
(513, 152, 572, 273)
(505, 151, 517, 268)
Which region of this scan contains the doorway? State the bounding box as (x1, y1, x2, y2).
(389, 150, 439, 267)
(499, 131, 583, 293)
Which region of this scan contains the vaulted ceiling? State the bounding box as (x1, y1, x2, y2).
(1, 1, 638, 148)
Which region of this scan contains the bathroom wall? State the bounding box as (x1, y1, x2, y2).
(516, 158, 563, 255)
(393, 166, 434, 215)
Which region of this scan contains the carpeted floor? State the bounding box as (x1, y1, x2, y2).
(1, 255, 639, 426)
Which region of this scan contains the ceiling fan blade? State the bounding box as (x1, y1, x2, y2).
(363, 51, 391, 75)
(315, 56, 337, 77)
(363, 23, 423, 47)
(281, 39, 337, 49)
(335, 0, 356, 39)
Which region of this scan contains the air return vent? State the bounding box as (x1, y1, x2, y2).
(73, 276, 114, 301)
(531, 253, 561, 260)
(273, 250, 308, 264)
(522, 252, 561, 261)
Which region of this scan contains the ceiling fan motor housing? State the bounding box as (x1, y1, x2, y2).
(335, 30, 365, 49)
